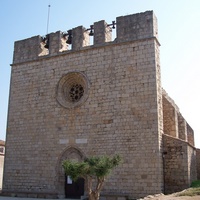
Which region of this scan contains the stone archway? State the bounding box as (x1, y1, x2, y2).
(56, 146, 85, 198)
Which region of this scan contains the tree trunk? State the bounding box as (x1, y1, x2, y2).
(86, 177, 105, 200)
(88, 191, 100, 200)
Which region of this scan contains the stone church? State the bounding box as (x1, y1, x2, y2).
(3, 11, 199, 199)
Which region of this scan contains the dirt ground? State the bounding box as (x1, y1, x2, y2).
(0, 194, 199, 200)
(141, 193, 200, 200)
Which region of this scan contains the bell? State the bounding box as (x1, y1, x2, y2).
(66, 30, 72, 44)
(89, 25, 94, 36)
(112, 21, 115, 29)
(89, 30, 94, 36)
(44, 43, 49, 49)
(66, 36, 72, 44)
(44, 34, 49, 49)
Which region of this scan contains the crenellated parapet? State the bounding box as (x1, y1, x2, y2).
(94, 20, 112, 45)
(13, 36, 41, 63)
(72, 26, 90, 50)
(116, 10, 158, 42)
(12, 11, 158, 64)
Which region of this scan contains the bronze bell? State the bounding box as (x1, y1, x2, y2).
(66, 30, 72, 44)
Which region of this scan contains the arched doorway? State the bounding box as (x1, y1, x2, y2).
(56, 146, 85, 199)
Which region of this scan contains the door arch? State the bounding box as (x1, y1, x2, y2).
(56, 146, 86, 198)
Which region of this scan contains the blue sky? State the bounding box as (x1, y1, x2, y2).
(0, 0, 200, 148)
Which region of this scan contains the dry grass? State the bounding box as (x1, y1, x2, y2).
(175, 187, 200, 197)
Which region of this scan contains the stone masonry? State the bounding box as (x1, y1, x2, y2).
(197, 149, 200, 180)
(3, 11, 199, 199)
(0, 140, 5, 190)
(162, 90, 197, 194)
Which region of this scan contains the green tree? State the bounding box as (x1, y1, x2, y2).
(62, 155, 121, 200)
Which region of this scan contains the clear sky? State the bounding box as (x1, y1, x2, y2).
(0, 0, 200, 148)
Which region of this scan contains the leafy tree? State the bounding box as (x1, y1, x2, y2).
(62, 154, 121, 200)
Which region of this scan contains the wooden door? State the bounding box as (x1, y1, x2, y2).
(65, 175, 84, 198)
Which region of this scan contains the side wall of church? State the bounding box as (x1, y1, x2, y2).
(197, 149, 200, 180)
(162, 91, 197, 194)
(163, 135, 196, 194)
(4, 11, 163, 199)
(0, 155, 4, 190)
(0, 141, 5, 190)
(162, 90, 195, 146)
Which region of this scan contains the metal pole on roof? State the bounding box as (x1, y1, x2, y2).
(46, 4, 51, 34)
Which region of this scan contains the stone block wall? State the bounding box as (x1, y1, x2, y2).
(188, 145, 197, 183)
(116, 11, 158, 42)
(197, 149, 200, 180)
(0, 141, 5, 190)
(187, 124, 194, 146)
(162, 90, 195, 147)
(0, 155, 4, 190)
(3, 11, 164, 199)
(163, 134, 196, 194)
(178, 113, 187, 141)
(162, 90, 197, 194)
(94, 20, 112, 45)
(13, 36, 41, 63)
(162, 91, 178, 138)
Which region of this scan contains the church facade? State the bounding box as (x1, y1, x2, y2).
(3, 11, 198, 199)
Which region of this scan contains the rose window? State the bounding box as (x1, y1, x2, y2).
(56, 72, 90, 108)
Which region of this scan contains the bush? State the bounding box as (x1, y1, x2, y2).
(191, 180, 200, 188)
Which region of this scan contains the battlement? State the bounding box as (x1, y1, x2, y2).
(13, 11, 158, 64)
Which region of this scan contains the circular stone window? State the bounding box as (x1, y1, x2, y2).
(56, 72, 90, 108)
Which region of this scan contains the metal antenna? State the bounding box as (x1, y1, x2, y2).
(46, 4, 51, 34)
